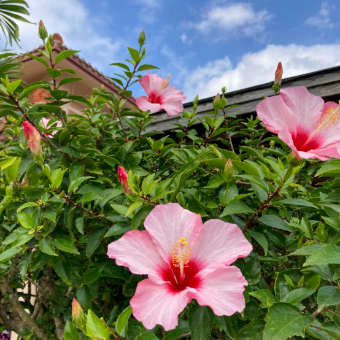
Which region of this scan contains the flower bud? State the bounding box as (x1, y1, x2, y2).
(138, 30, 146, 46)
(223, 159, 233, 183)
(269, 140, 275, 148)
(213, 93, 220, 112)
(193, 95, 199, 106)
(38, 20, 48, 41)
(22, 121, 42, 155)
(118, 166, 133, 194)
(272, 62, 283, 95)
(221, 86, 227, 94)
(72, 299, 86, 330)
(274, 62, 283, 85)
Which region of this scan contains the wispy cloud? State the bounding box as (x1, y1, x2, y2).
(305, 2, 335, 29)
(129, 0, 162, 24)
(5, 0, 126, 73)
(182, 43, 340, 100)
(189, 2, 273, 41)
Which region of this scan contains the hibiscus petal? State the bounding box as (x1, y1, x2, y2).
(131, 279, 194, 331)
(280, 86, 324, 132)
(193, 266, 247, 316)
(191, 219, 252, 269)
(139, 72, 164, 96)
(160, 85, 186, 102)
(161, 99, 184, 116)
(136, 96, 162, 113)
(107, 230, 167, 283)
(316, 101, 340, 148)
(144, 203, 203, 263)
(256, 95, 296, 134)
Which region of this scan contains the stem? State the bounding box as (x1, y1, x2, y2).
(101, 318, 119, 339)
(221, 107, 235, 153)
(8, 94, 58, 151)
(243, 165, 294, 233)
(55, 188, 97, 216)
(0, 279, 48, 340)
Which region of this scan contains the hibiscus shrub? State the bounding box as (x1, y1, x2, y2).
(1, 24, 340, 340)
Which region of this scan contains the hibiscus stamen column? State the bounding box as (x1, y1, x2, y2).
(171, 237, 191, 283)
(301, 103, 340, 149)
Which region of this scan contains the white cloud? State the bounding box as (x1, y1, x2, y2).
(2, 0, 125, 72)
(191, 3, 273, 40)
(182, 43, 340, 100)
(180, 34, 187, 43)
(129, 0, 162, 24)
(305, 2, 335, 29)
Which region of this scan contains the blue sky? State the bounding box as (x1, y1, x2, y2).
(5, 0, 340, 101)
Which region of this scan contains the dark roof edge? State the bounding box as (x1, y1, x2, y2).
(182, 64, 340, 108)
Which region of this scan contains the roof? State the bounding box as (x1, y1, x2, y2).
(17, 35, 135, 105)
(148, 64, 340, 133)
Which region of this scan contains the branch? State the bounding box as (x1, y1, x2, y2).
(40, 276, 65, 340)
(0, 279, 47, 340)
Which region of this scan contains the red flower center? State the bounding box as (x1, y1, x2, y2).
(291, 127, 322, 152)
(148, 91, 161, 104)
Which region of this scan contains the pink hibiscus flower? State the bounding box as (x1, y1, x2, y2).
(136, 72, 186, 116)
(41, 118, 62, 137)
(257, 86, 340, 160)
(107, 203, 252, 331)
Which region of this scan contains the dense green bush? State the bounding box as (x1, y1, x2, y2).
(1, 24, 340, 340)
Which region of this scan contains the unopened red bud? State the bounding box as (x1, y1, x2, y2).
(213, 93, 220, 112)
(118, 166, 133, 194)
(138, 30, 146, 46)
(38, 20, 48, 41)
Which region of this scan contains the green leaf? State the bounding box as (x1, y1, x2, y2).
(59, 77, 82, 87)
(259, 215, 292, 232)
(116, 305, 132, 336)
(105, 222, 131, 237)
(136, 332, 159, 340)
(39, 238, 58, 256)
(64, 320, 79, 340)
(282, 288, 314, 304)
(24, 53, 48, 67)
(221, 200, 254, 217)
(164, 320, 190, 340)
(132, 205, 153, 230)
(111, 204, 129, 216)
(289, 244, 327, 256)
(51, 253, 72, 285)
(127, 47, 140, 63)
(55, 50, 79, 63)
(12, 233, 34, 247)
(68, 176, 93, 193)
(263, 303, 313, 340)
(110, 62, 130, 71)
(6, 79, 21, 93)
(137, 64, 160, 72)
(321, 321, 340, 340)
(54, 235, 79, 255)
(237, 320, 265, 340)
(243, 255, 261, 285)
(281, 198, 317, 208)
(188, 305, 214, 340)
(306, 274, 321, 290)
(17, 210, 35, 229)
(86, 227, 106, 257)
(86, 310, 110, 340)
(0, 247, 20, 262)
(59, 146, 80, 158)
(249, 290, 276, 308)
(247, 230, 268, 255)
(304, 245, 340, 266)
(19, 83, 50, 99)
(125, 200, 143, 217)
(316, 160, 340, 177)
(317, 286, 340, 311)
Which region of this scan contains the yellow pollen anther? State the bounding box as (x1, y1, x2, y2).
(161, 75, 171, 90)
(171, 237, 191, 268)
